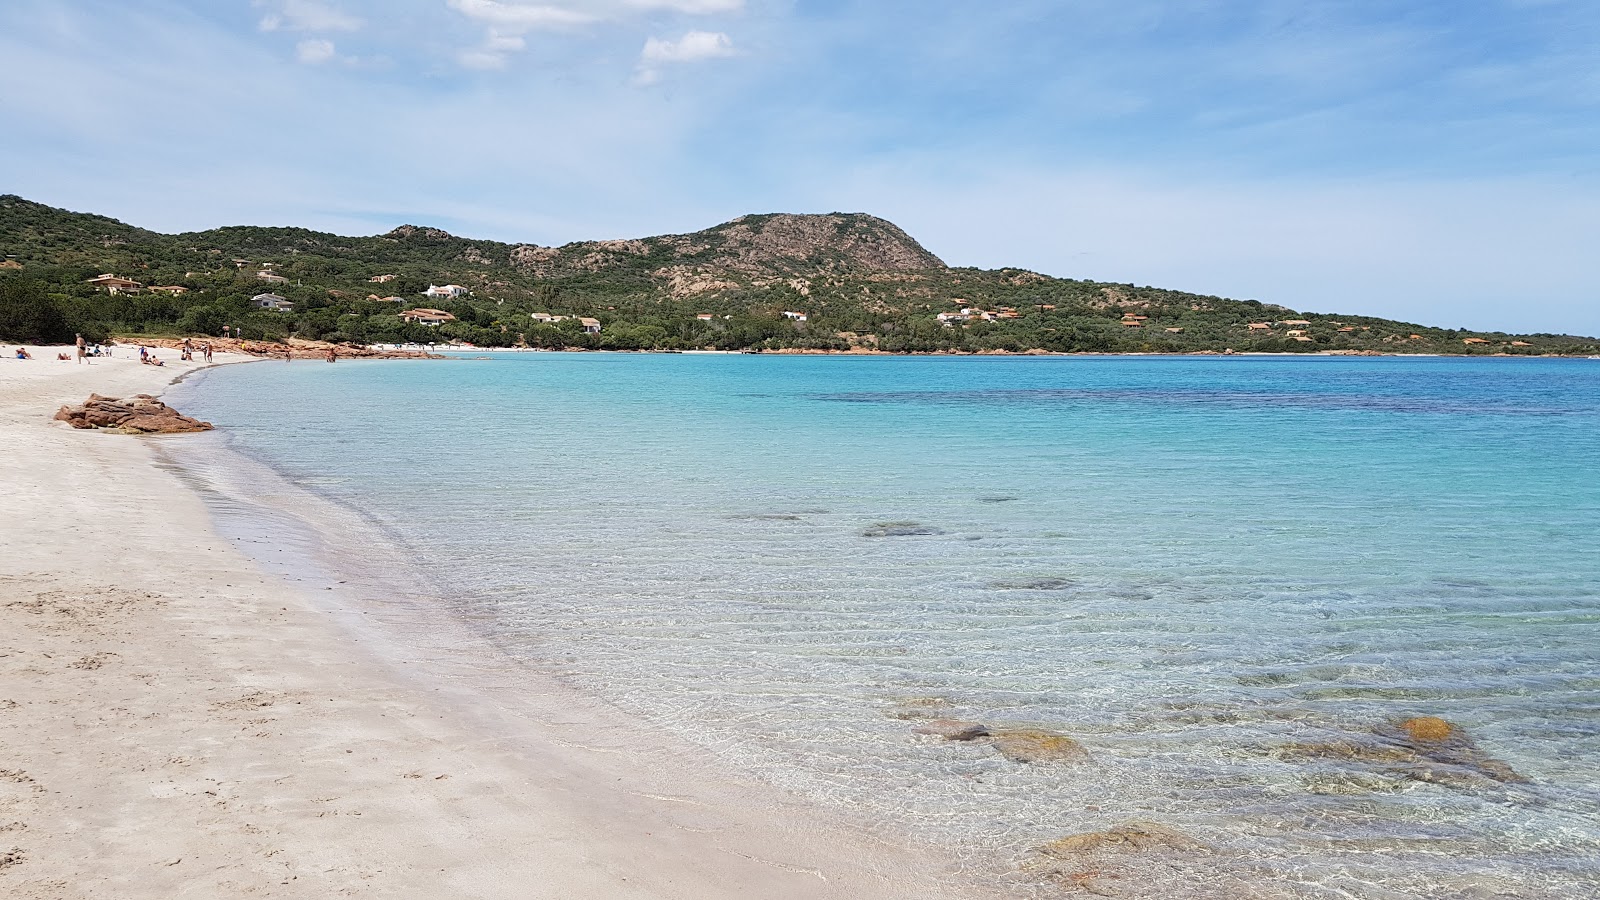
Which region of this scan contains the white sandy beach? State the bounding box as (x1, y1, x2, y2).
(0, 347, 978, 899)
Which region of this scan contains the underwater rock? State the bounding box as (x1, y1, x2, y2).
(1038, 822, 1201, 857)
(1396, 716, 1456, 743)
(991, 728, 1090, 764)
(862, 522, 944, 537)
(993, 577, 1076, 591)
(1277, 717, 1529, 787)
(884, 697, 954, 720)
(912, 719, 990, 741)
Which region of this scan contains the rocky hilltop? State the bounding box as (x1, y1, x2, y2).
(378, 212, 945, 284)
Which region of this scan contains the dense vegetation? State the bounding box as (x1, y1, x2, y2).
(1, 194, 1594, 355)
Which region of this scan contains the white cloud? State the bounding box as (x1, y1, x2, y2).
(446, 0, 741, 70)
(458, 29, 526, 70)
(626, 0, 744, 12)
(445, 0, 598, 31)
(633, 30, 736, 85)
(640, 29, 735, 64)
(296, 38, 337, 64)
(257, 0, 362, 33)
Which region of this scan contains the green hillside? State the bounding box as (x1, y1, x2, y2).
(1, 194, 1593, 355)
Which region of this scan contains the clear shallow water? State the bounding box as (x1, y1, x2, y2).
(171, 354, 1600, 897)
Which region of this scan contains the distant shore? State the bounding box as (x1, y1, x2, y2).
(0, 348, 977, 899)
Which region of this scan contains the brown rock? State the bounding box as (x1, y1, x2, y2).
(52, 395, 212, 434)
(1038, 822, 1201, 857)
(912, 719, 989, 741)
(991, 728, 1089, 764)
(1397, 716, 1456, 743)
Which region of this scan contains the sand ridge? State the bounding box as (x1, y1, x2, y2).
(0, 347, 978, 899)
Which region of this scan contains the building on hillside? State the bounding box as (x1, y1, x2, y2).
(371, 295, 404, 303)
(149, 285, 189, 295)
(1246, 322, 1272, 331)
(781, 311, 808, 322)
(424, 284, 469, 299)
(257, 271, 289, 284)
(369, 274, 398, 283)
(696, 313, 715, 321)
(252, 293, 294, 311)
(579, 317, 602, 334)
(1121, 319, 1143, 327)
(1165, 327, 1184, 334)
(401, 308, 457, 326)
(86, 273, 143, 294)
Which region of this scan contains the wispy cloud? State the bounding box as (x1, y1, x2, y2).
(445, 0, 742, 70)
(256, 0, 362, 33)
(626, 0, 743, 12)
(295, 38, 337, 64)
(457, 29, 527, 70)
(445, 0, 598, 31)
(634, 29, 735, 83)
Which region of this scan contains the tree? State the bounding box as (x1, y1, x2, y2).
(0, 277, 74, 343)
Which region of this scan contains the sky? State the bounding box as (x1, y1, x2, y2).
(1, 0, 1596, 334)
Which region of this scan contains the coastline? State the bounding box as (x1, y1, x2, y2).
(0, 349, 979, 898)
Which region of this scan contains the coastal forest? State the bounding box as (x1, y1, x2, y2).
(1, 194, 1594, 355)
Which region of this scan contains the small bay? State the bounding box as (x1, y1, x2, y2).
(170, 354, 1600, 897)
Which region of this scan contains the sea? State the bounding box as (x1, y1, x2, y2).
(166, 353, 1600, 898)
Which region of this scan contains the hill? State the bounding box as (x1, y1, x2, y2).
(1, 194, 1594, 355)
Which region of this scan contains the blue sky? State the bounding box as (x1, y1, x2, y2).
(2, 0, 1596, 333)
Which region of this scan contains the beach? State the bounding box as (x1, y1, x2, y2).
(0, 349, 975, 899)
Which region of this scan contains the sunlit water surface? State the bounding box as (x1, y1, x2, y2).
(170, 354, 1600, 898)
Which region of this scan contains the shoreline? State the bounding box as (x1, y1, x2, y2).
(0, 348, 980, 899)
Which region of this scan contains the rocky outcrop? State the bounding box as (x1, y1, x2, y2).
(1038, 823, 1202, 857)
(508, 212, 946, 281)
(54, 394, 213, 434)
(989, 728, 1091, 764)
(1277, 716, 1528, 787)
(694, 213, 946, 275)
(912, 719, 990, 741)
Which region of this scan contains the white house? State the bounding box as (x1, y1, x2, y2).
(252, 293, 294, 311)
(579, 317, 602, 334)
(424, 284, 469, 300)
(85, 273, 143, 295)
(781, 311, 808, 322)
(401, 308, 457, 326)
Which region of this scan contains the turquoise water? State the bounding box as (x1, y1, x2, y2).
(171, 354, 1600, 897)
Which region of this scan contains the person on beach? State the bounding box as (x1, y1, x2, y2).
(139, 345, 148, 362)
(14, 347, 32, 359)
(75, 333, 86, 364)
(327, 347, 337, 363)
(202, 342, 213, 363)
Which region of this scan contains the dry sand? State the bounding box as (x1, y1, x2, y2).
(0, 346, 979, 899)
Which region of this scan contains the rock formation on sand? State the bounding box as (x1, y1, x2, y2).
(54, 394, 213, 434)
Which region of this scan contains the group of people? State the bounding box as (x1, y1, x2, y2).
(178, 338, 213, 363)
